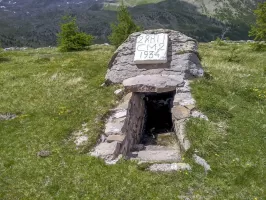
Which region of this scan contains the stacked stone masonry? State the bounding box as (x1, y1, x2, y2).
(91, 29, 207, 166)
(105, 29, 203, 84)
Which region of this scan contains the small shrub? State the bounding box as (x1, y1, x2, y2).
(57, 16, 94, 52)
(214, 37, 226, 46)
(251, 88, 266, 101)
(250, 42, 266, 51)
(0, 43, 7, 62)
(204, 71, 213, 80)
(34, 57, 51, 64)
(249, 2, 266, 52)
(226, 46, 240, 62)
(108, 3, 142, 48)
(249, 2, 266, 42)
(0, 42, 3, 55)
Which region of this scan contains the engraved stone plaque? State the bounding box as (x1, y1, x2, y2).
(134, 33, 168, 64)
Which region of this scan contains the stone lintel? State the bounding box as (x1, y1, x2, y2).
(122, 74, 183, 93)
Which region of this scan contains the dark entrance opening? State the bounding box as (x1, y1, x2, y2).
(141, 91, 175, 145)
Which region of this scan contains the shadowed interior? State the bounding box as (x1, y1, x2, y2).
(141, 91, 175, 145)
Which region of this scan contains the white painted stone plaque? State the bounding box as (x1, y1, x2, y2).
(134, 33, 168, 64)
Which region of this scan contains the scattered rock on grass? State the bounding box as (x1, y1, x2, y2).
(0, 113, 17, 121)
(74, 135, 89, 146)
(37, 150, 51, 158)
(51, 73, 58, 80)
(191, 110, 209, 121)
(193, 154, 211, 173)
(114, 88, 124, 96)
(149, 163, 191, 172)
(105, 154, 123, 165)
(72, 123, 90, 148)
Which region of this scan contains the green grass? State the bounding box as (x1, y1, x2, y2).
(187, 43, 266, 198)
(0, 43, 265, 199)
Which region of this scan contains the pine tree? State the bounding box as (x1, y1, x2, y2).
(108, 3, 141, 48)
(249, 2, 266, 41)
(57, 16, 94, 52)
(0, 42, 4, 61)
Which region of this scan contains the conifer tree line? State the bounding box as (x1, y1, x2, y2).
(58, 3, 141, 52)
(57, 1, 266, 52)
(248, 2, 266, 50)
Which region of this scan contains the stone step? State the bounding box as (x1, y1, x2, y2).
(122, 74, 184, 93)
(130, 145, 181, 162)
(144, 145, 176, 151)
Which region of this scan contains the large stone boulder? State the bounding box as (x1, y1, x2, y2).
(105, 29, 203, 84)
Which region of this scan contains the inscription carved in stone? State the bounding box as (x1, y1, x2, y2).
(134, 33, 168, 64)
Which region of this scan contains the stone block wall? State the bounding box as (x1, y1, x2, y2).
(120, 93, 146, 155)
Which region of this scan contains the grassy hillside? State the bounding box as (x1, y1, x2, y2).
(0, 43, 265, 199)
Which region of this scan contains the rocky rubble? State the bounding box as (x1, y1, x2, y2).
(0, 113, 17, 121)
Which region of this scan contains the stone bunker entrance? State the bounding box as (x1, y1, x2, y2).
(91, 30, 205, 166)
(118, 89, 182, 162)
(141, 91, 175, 145)
(120, 89, 180, 160)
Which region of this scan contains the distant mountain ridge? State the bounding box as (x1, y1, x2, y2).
(0, 0, 265, 47)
